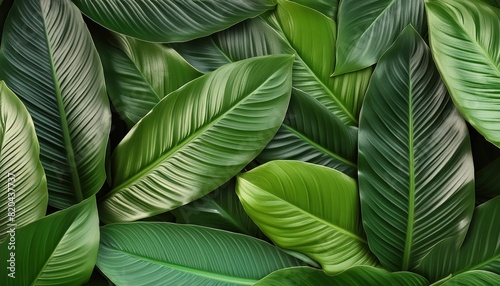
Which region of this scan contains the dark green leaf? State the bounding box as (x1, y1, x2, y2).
(476, 158, 500, 203)
(439, 271, 500, 286)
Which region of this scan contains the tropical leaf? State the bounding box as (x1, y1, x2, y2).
(254, 266, 429, 286)
(257, 88, 358, 177)
(99, 55, 294, 223)
(476, 158, 500, 203)
(0, 0, 111, 209)
(172, 179, 265, 239)
(94, 32, 201, 128)
(71, 0, 277, 43)
(425, 0, 500, 147)
(335, 0, 426, 75)
(479, 0, 500, 8)
(358, 26, 475, 271)
(0, 82, 47, 242)
(236, 160, 377, 273)
(289, 0, 338, 19)
(438, 271, 500, 286)
(0, 196, 99, 285)
(416, 196, 500, 281)
(97, 222, 305, 286)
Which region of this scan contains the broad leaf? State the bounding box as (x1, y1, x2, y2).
(426, 0, 500, 147)
(71, 0, 277, 42)
(94, 32, 201, 127)
(99, 55, 293, 223)
(0, 82, 47, 242)
(416, 196, 500, 281)
(257, 88, 358, 177)
(335, 0, 426, 75)
(172, 179, 265, 239)
(0, 196, 99, 285)
(97, 222, 305, 285)
(254, 266, 429, 286)
(236, 160, 377, 273)
(289, 0, 338, 19)
(439, 271, 500, 286)
(358, 26, 475, 271)
(0, 0, 111, 208)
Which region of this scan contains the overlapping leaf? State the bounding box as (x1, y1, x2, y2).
(358, 26, 475, 271)
(335, 0, 426, 75)
(439, 271, 500, 286)
(99, 55, 293, 223)
(71, 0, 277, 42)
(476, 158, 500, 203)
(426, 0, 500, 146)
(97, 222, 305, 286)
(236, 161, 377, 273)
(0, 196, 99, 285)
(0, 82, 47, 242)
(289, 0, 338, 19)
(0, 0, 111, 209)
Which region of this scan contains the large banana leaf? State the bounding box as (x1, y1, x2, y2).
(289, 0, 338, 19)
(71, 0, 277, 43)
(439, 271, 500, 286)
(0, 0, 111, 209)
(172, 179, 265, 239)
(99, 55, 293, 223)
(254, 266, 429, 286)
(236, 160, 377, 273)
(94, 32, 201, 128)
(426, 0, 500, 147)
(358, 26, 475, 271)
(335, 0, 426, 75)
(0, 196, 99, 285)
(97, 222, 305, 285)
(416, 196, 500, 281)
(0, 82, 47, 242)
(257, 88, 358, 177)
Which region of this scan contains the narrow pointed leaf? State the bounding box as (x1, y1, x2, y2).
(236, 160, 377, 273)
(71, 0, 277, 43)
(439, 271, 500, 286)
(254, 266, 429, 286)
(335, 0, 426, 75)
(0, 0, 111, 208)
(0, 196, 99, 285)
(358, 26, 475, 271)
(94, 33, 201, 127)
(426, 0, 500, 147)
(257, 88, 358, 177)
(289, 0, 338, 19)
(99, 55, 293, 223)
(97, 222, 305, 286)
(0, 82, 47, 242)
(416, 196, 500, 281)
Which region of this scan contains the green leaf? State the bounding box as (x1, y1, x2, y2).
(288, 0, 338, 19)
(0, 196, 99, 285)
(257, 88, 358, 177)
(439, 271, 500, 286)
(416, 196, 500, 281)
(0, 82, 47, 242)
(99, 55, 293, 223)
(172, 179, 265, 239)
(358, 26, 475, 271)
(254, 266, 429, 286)
(335, 0, 426, 75)
(478, 0, 500, 8)
(426, 0, 500, 147)
(0, 0, 111, 209)
(71, 0, 277, 43)
(94, 32, 201, 128)
(97, 222, 305, 285)
(236, 160, 377, 273)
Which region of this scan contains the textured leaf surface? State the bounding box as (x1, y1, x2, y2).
(0, 196, 99, 285)
(0, 0, 111, 208)
(236, 161, 377, 273)
(71, 0, 277, 42)
(254, 266, 428, 286)
(426, 0, 500, 146)
(0, 82, 47, 242)
(289, 0, 338, 19)
(97, 222, 305, 286)
(416, 196, 500, 281)
(99, 55, 293, 223)
(94, 32, 201, 127)
(358, 26, 475, 271)
(439, 271, 500, 286)
(335, 0, 426, 75)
